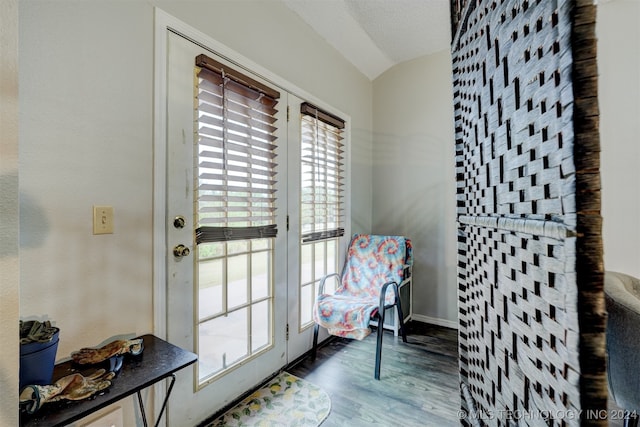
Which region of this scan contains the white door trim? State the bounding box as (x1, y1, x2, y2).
(153, 8, 169, 342)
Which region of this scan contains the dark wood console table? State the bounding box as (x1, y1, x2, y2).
(20, 334, 197, 427)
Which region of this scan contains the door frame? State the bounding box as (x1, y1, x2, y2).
(153, 6, 351, 421)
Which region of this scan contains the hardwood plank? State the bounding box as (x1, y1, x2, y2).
(287, 322, 461, 427)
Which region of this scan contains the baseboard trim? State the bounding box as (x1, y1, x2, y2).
(411, 314, 458, 330)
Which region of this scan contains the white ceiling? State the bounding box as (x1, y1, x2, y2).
(282, 0, 452, 80)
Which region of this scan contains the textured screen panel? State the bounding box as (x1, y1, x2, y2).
(452, 0, 605, 425)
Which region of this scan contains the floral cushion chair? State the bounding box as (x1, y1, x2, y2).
(312, 234, 413, 379)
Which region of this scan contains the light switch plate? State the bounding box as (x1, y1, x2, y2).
(93, 206, 114, 235)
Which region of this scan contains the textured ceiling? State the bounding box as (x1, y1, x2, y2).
(283, 0, 451, 80)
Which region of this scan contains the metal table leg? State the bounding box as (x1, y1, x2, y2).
(136, 374, 177, 427)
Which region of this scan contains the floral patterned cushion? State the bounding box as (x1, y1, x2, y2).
(313, 234, 412, 340)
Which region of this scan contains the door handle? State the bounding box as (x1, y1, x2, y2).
(173, 244, 190, 258)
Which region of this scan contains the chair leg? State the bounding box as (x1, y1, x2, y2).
(374, 309, 386, 380)
(312, 323, 320, 361)
(394, 289, 408, 343)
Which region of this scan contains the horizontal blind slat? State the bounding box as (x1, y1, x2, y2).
(199, 151, 277, 170)
(198, 101, 277, 127)
(299, 103, 345, 240)
(198, 183, 277, 194)
(199, 138, 277, 159)
(198, 116, 277, 142)
(195, 63, 279, 236)
(196, 224, 277, 244)
(198, 134, 277, 153)
(199, 173, 276, 187)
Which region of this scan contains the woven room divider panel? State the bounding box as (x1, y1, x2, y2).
(450, 1, 606, 425)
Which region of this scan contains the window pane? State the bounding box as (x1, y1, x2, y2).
(251, 300, 270, 352)
(300, 110, 344, 239)
(196, 65, 278, 232)
(301, 284, 313, 326)
(251, 251, 269, 301)
(199, 242, 224, 260)
(198, 308, 248, 379)
(227, 254, 248, 309)
(228, 240, 248, 255)
(314, 241, 326, 279)
(299, 106, 345, 331)
(324, 277, 338, 295)
(252, 238, 269, 251)
(199, 258, 223, 319)
(195, 59, 279, 385)
(301, 243, 312, 284)
(326, 239, 337, 275)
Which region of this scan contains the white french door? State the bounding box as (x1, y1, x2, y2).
(164, 30, 287, 425)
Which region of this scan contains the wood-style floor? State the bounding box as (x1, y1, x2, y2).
(287, 321, 461, 427)
(203, 321, 626, 427)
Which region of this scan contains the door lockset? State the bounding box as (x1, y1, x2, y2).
(173, 216, 186, 229)
(173, 244, 190, 258)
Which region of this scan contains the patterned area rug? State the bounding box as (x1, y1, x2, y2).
(207, 372, 331, 426)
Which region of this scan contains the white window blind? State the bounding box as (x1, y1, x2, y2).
(300, 102, 345, 242)
(195, 54, 280, 243)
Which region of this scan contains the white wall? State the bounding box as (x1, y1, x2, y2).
(597, 0, 640, 279)
(18, 1, 372, 424)
(19, 2, 155, 423)
(372, 51, 458, 326)
(1, 0, 20, 425)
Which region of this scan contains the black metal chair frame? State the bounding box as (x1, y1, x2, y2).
(312, 273, 408, 380)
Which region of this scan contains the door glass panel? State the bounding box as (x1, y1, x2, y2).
(228, 240, 248, 255)
(300, 284, 313, 325)
(199, 242, 224, 259)
(227, 254, 248, 310)
(197, 321, 220, 380)
(326, 239, 336, 275)
(222, 308, 249, 366)
(251, 300, 270, 352)
(299, 238, 339, 329)
(298, 106, 345, 333)
(301, 243, 312, 283)
(199, 257, 224, 319)
(252, 238, 269, 251)
(197, 239, 274, 384)
(198, 308, 249, 379)
(314, 241, 326, 277)
(252, 251, 269, 301)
